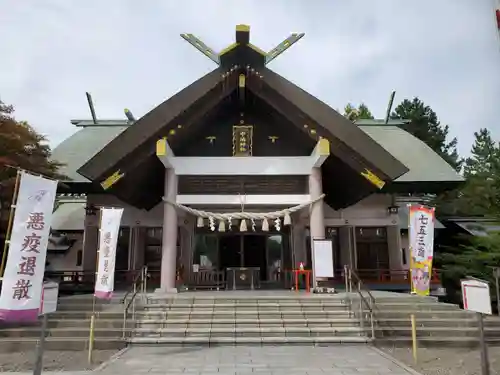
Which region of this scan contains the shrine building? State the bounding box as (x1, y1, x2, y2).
(48, 25, 463, 293)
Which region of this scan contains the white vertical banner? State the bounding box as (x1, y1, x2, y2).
(409, 205, 436, 296)
(0, 172, 57, 321)
(94, 207, 123, 299)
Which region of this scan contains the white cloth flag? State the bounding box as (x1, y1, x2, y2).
(0, 172, 57, 321)
(409, 205, 435, 263)
(94, 207, 123, 299)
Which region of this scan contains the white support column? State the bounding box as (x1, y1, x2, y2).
(308, 167, 325, 289)
(158, 168, 179, 293)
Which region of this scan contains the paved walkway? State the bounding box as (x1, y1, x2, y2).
(94, 346, 420, 375)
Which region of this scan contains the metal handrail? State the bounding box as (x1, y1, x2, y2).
(344, 265, 396, 339)
(121, 266, 147, 304)
(344, 265, 375, 339)
(121, 266, 147, 339)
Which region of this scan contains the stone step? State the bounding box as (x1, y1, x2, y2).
(373, 326, 500, 338)
(376, 336, 500, 346)
(135, 318, 359, 327)
(49, 311, 123, 320)
(0, 337, 125, 352)
(373, 310, 476, 319)
(376, 317, 500, 328)
(146, 298, 347, 303)
(132, 326, 364, 338)
(139, 310, 351, 316)
(369, 303, 461, 311)
(46, 319, 123, 329)
(144, 303, 346, 309)
(0, 327, 124, 339)
(128, 335, 371, 345)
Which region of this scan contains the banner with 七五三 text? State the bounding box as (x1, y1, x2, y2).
(0, 172, 57, 321)
(409, 205, 435, 296)
(94, 207, 123, 299)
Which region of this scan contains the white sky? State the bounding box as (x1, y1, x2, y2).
(1, 0, 499, 157)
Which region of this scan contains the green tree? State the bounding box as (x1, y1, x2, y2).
(454, 128, 500, 217)
(344, 103, 374, 121)
(437, 230, 500, 306)
(0, 98, 64, 254)
(391, 98, 462, 171)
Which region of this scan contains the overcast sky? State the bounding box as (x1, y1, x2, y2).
(1, 0, 499, 157)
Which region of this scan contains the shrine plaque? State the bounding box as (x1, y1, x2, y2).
(232, 125, 253, 156)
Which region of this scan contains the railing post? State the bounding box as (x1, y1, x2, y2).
(132, 282, 137, 321)
(122, 309, 127, 339)
(348, 268, 353, 293)
(344, 265, 352, 317)
(358, 297, 364, 333)
(369, 298, 375, 339)
(344, 265, 349, 292)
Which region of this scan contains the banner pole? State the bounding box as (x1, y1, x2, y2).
(88, 207, 102, 364)
(407, 204, 414, 294)
(410, 313, 418, 364)
(32, 314, 48, 375)
(0, 170, 21, 277)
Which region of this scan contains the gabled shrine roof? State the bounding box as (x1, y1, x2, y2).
(52, 120, 462, 187)
(52, 123, 129, 182)
(54, 25, 462, 208)
(359, 125, 463, 183)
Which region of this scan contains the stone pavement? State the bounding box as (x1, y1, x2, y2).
(94, 345, 421, 375)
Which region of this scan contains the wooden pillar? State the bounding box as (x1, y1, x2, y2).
(158, 168, 178, 293)
(308, 167, 325, 288)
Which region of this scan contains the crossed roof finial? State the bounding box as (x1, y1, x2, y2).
(181, 25, 304, 67)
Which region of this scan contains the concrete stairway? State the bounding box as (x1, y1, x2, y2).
(353, 293, 500, 346)
(128, 294, 370, 346)
(0, 294, 126, 352)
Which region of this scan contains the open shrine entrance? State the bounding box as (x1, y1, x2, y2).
(193, 230, 292, 289)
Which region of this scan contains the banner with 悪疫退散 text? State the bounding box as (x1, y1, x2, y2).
(0, 172, 57, 321)
(409, 205, 435, 296)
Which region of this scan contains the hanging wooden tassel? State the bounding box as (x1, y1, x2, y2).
(284, 212, 292, 226)
(218, 220, 226, 232)
(262, 218, 269, 232)
(240, 219, 247, 232)
(197, 216, 204, 228)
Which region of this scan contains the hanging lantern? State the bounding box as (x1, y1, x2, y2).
(218, 220, 226, 232)
(197, 216, 204, 228)
(240, 219, 248, 232)
(284, 211, 292, 226)
(262, 218, 269, 232)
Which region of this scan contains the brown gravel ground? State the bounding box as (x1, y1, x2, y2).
(0, 349, 119, 372)
(381, 345, 500, 375)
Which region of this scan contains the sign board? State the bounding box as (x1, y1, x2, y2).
(39, 281, 58, 315)
(461, 279, 492, 315)
(312, 239, 334, 278)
